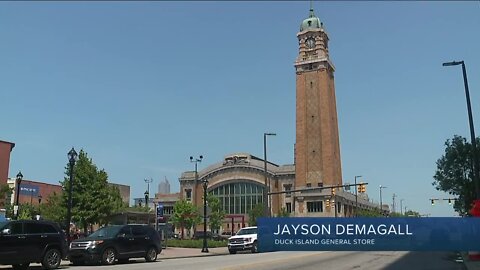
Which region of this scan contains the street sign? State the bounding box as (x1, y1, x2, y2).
(157, 204, 164, 217)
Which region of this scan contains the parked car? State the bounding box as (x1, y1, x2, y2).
(193, 231, 212, 240)
(192, 231, 223, 241)
(227, 226, 258, 254)
(220, 231, 234, 240)
(68, 224, 162, 265)
(165, 230, 179, 239)
(0, 219, 68, 270)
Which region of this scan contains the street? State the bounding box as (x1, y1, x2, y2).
(0, 251, 466, 270)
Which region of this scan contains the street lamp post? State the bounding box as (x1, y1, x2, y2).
(30, 190, 34, 205)
(354, 175, 362, 217)
(263, 133, 276, 217)
(379, 185, 387, 215)
(14, 171, 23, 220)
(201, 178, 209, 253)
(443, 60, 480, 200)
(190, 155, 203, 204)
(66, 147, 78, 243)
(144, 190, 149, 210)
(37, 195, 43, 218)
(400, 199, 405, 215)
(144, 178, 153, 204)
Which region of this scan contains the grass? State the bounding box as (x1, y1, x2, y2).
(165, 239, 228, 248)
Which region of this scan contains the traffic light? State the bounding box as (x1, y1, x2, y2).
(431, 199, 435, 205)
(448, 199, 452, 205)
(326, 199, 330, 208)
(331, 188, 336, 196)
(358, 182, 366, 193)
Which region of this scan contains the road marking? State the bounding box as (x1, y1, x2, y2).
(220, 252, 327, 270)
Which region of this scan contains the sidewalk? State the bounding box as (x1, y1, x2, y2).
(159, 247, 229, 260)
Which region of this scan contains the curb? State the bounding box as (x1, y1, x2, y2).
(159, 252, 229, 260)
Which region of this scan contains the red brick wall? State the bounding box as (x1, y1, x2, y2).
(17, 180, 62, 205)
(0, 141, 14, 186)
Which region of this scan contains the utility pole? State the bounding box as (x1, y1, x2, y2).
(392, 194, 396, 213)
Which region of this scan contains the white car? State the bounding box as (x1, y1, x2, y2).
(227, 226, 258, 254)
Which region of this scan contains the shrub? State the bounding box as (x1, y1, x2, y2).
(165, 239, 227, 248)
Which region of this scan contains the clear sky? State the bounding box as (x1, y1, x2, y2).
(1, 1, 479, 217)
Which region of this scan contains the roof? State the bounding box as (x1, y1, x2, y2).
(300, 7, 322, 32)
(0, 140, 15, 151)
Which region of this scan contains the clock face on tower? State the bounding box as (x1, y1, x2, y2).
(306, 37, 315, 49)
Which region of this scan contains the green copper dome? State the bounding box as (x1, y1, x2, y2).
(300, 8, 322, 32)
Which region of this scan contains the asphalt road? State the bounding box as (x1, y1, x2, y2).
(0, 251, 466, 270)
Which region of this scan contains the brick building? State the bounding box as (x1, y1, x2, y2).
(0, 140, 15, 186)
(7, 178, 62, 206)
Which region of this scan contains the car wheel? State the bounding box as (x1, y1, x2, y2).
(251, 241, 258, 253)
(12, 263, 30, 270)
(42, 248, 62, 269)
(101, 248, 117, 265)
(229, 249, 237, 254)
(145, 246, 158, 262)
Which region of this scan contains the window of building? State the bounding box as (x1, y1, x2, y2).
(337, 202, 341, 213)
(164, 206, 174, 215)
(286, 202, 292, 213)
(317, 183, 323, 188)
(185, 189, 192, 201)
(284, 184, 292, 197)
(307, 201, 323, 213)
(210, 181, 264, 214)
(306, 183, 312, 188)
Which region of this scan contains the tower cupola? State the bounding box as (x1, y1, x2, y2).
(300, 6, 322, 32)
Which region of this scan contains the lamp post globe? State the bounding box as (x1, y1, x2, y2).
(202, 178, 209, 253)
(66, 147, 77, 243)
(15, 171, 23, 220)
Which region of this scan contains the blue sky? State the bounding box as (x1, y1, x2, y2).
(1, 1, 479, 217)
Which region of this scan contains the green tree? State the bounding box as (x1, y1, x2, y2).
(248, 204, 264, 226)
(433, 135, 478, 216)
(60, 150, 124, 232)
(17, 203, 36, 220)
(170, 200, 199, 239)
(39, 192, 64, 223)
(356, 208, 383, 217)
(404, 210, 421, 217)
(126, 205, 151, 213)
(277, 207, 290, 217)
(207, 194, 225, 233)
(0, 184, 12, 209)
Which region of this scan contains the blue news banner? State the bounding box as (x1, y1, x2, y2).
(257, 217, 480, 252)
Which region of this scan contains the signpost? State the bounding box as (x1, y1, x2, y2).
(156, 204, 164, 246)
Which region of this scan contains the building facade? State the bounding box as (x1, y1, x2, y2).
(175, 6, 380, 233)
(109, 183, 131, 206)
(0, 140, 15, 186)
(7, 178, 62, 206)
(158, 177, 171, 194)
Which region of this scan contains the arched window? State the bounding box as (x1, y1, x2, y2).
(210, 181, 264, 214)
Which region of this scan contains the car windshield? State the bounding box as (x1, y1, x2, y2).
(89, 226, 122, 238)
(236, 228, 257, 235)
(0, 222, 7, 230)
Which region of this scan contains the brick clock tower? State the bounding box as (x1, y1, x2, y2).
(294, 6, 342, 214)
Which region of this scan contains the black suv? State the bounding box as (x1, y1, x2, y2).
(69, 224, 161, 265)
(0, 220, 68, 270)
